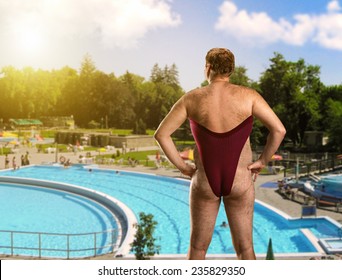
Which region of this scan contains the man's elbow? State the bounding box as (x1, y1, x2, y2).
(154, 130, 163, 143)
(154, 127, 173, 143)
(278, 126, 286, 139)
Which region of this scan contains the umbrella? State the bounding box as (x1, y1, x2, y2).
(271, 154, 283, 160)
(9, 140, 19, 145)
(180, 149, 194, 160)
(3, 132, 18, 138)
(97, 148, 107, 153)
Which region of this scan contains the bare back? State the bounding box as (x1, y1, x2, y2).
(185, 82, 254, 133)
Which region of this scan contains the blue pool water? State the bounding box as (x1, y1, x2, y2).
(0, 182, 118, 258)
(321, 175, 342, 197)
(1, 165, 341, 256)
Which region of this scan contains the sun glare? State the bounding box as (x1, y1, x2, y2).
(16, 29, 45, 54)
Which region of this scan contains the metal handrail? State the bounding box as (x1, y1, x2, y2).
(284, 158, 342, 178)
(0, 228, 120, 259)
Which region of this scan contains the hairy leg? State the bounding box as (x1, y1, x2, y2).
(223, 182, 256, 260)
(187, 150, 221, 260)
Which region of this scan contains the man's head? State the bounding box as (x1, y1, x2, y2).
(205, 48, 235, 79)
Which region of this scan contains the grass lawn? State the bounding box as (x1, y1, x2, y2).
(96, 149, 174, 168)
(0, 147, 12, 155)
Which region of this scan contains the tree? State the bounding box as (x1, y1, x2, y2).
(133, 118, 147, 135)
(55, 67, 79, 118)
(148, 64, 184, 128)
(200, 66, 255, 88)
(325, 99, 342, 152)
(150, 63, 183, 91)
(80, 53, 96, 77)
(230, 66, 253, 87)
(130, 212, 160, 260)
(163, 64, 181, 91)
(150, 63, 164, 84)
(265, 238, 275, 260)
(259, 53, 322, 147)
(76, 54, 98, 126)
(319, 85, 342, 130)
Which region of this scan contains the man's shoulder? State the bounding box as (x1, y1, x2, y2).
(230, 84, 258, 97)
(185, 87, 206, 97)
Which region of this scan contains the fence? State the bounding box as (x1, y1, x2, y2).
(0, 228, 120, 259)
(283, 158, 342, 178)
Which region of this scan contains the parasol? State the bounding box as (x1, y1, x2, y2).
(180, 149, 194, 160)
(271, 154, 283, 160)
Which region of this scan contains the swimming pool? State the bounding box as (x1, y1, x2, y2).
(0, 181, 119, 258)
(1, 165, 341, 257)
(321, 175, 342, 197)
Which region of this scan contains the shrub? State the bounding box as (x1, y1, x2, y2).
(130, 212, 160, 260)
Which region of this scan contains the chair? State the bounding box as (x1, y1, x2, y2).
(301, 205, 317, 218)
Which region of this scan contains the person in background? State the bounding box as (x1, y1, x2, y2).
(5, 154, 9, 169)
(12, 156, 17, 170)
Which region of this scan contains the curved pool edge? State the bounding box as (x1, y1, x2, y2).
(256, 198, 342, 227)
(0, 176, 137, 258)
(2, 165, 341, 259)
(256, 199, 342, 255)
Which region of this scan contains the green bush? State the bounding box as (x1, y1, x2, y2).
(130, 212, 160, 260)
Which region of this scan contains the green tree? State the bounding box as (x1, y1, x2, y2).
(319, 85, 342, 130)
(150, 63, 164, 84)
(77, 54, 98, 126)
(0, 66, 23, 120)
(230, 66, 253, 87)
(325, 99, 342, 152)
(148, 64, 184, 128)
(55, 67, 80, 118)
(200, 66, 254, 88)
(120, 71, 144, 128)
(259, 53, 322, 147)
(131, 212, 160, 260)
(150, 63, 182, 91)
(133, 118, 147, 135)
(105, 74, 135, 128)
(266, 238, 275, 260)
(163, 64, 181, 91)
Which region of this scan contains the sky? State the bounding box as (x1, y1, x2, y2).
(0, 0, 342, 91)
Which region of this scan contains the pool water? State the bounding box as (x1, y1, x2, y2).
(1, 165, 341, 256)
(328, 240, 342, 249)
(0, 182, 118, 258)
(321, 175, 342, 197)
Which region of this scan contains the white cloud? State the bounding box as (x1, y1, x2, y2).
(314, 13, 342, 50)
(327, 0, 341, 12)
(215, 0, 342, 51)
(0, 0, 181, 49)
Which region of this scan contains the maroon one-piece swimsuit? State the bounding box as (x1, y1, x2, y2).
(189, 116, 253, 197)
